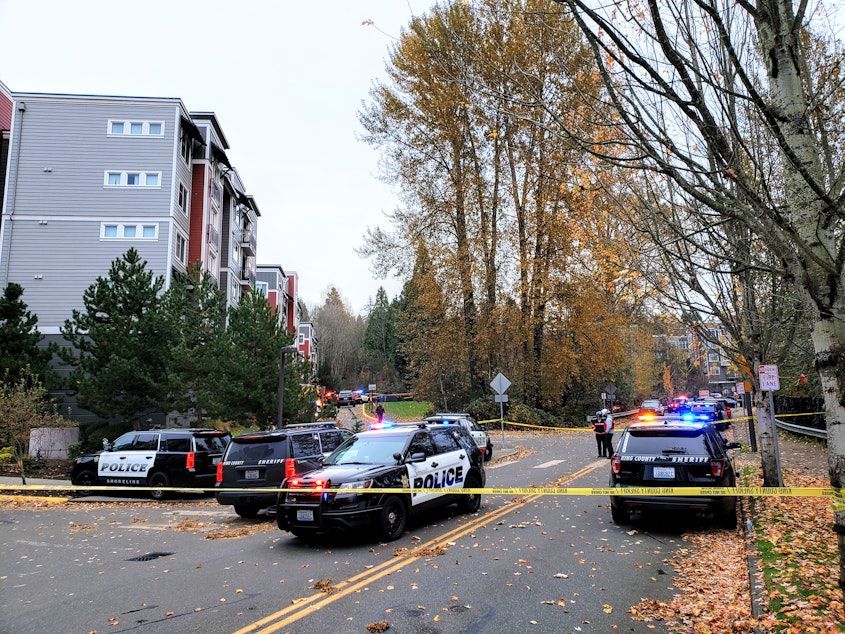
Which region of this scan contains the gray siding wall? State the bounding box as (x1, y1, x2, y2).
(1, 95, 184, 332)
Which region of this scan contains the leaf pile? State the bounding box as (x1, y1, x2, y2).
(630, 448, 843, 633)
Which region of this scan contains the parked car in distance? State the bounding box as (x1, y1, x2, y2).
(71, 428, 231, 500)
(609, 418, 741, 527)
(215, 422, 352, 518)
(684, 400, 729, 430)
(638, 399, 664, 420)
(336, 390, 360, 407)
(424, 413, 493, 461)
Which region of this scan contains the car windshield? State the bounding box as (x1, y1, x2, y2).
(325, 435, 406, 465)
(621, 430, 710, 454)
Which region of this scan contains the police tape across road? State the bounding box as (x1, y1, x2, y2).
(0, 483, 839, 498)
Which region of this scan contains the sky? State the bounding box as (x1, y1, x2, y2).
(0, 0, 437, 315)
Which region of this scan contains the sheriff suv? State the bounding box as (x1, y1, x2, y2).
(70, 428, 231, 500)
(609, 419, 741, 527)
(424, 413, 493, 461)
(215, 422, 352, 518)
(276, 422, 487, 541)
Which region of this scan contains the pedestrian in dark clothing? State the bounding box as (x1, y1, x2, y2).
(593, 410, 607, 457)
(375, 403, 385, 424)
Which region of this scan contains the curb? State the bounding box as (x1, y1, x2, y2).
(739, 496, 767, 631)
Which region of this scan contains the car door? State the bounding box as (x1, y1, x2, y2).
(97, 432, 159, 486)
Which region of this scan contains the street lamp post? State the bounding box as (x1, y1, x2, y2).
(277, 345, 299, 427)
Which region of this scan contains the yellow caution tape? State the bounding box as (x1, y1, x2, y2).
(0, 483, 837, 497)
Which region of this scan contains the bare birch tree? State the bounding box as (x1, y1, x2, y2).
(550, 0, 845, 587)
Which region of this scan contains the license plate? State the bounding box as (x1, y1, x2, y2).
(653, 466, 675, 479)
(245, 470, 259, 480)
(296, 509, 314, 522)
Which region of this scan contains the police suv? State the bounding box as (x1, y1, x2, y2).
(215, 422, 352, 518)
(70, 428, 231, 500)
(276, 422, 486, 541)
(424, 413, 493, 461)
(609, 417, 741, 527)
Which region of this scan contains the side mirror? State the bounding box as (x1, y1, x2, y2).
(726, 441, 741, 450)
(407, 452, 427, 463)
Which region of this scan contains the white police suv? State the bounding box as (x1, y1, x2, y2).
(276, 422, 486, 541)
(70, 428, 231, 500)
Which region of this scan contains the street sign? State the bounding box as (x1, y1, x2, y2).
(491, 373, 511, 395)
(736, 382, 745, 395)
(368, 384, 377, 391)
(494, 394, 508, 402)
(759, 364, 780, 391)
(604, 383, 616, 396)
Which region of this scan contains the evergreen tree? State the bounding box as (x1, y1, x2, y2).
(0, 283, 56, 387)
(59, 248, 169, 420)
(161, 263, 227, 421)
(212, 289, 289, 427)
(363, 287, 400, 389)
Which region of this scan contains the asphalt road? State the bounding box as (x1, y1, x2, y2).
(1, 430, 696, 634)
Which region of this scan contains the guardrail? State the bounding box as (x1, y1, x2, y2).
(774, 417, 828, 440)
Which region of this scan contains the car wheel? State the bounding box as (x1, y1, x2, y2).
(717, 504, 738, 529)
(378, 495, 407, 541)
(234, 504, 261, 519)
(460, 475, 482, 513)
(73, 470, 96, 496)
(484, 443, 493, 462)
(149, 472, 170, 501)
(610, 504, 630, 524)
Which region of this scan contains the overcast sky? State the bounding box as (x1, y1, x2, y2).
(0, 0, 436, 315)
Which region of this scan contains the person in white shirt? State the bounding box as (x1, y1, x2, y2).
(602, 410, 615, 458)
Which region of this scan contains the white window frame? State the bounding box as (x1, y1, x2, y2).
(107, 119, 165, 137)
(104, 171, 162, 188)
(256, 281, 268, 296)
(100, 223, 159, 240)
(178, 183, 189, 212)
(175, 233, 187, 264)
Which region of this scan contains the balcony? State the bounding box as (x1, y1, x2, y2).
(240, 227, 256, 255)
(207, 225, 219, 251)
(239, 260, 256, 287)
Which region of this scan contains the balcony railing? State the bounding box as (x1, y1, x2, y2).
(240, 227, 256, 255)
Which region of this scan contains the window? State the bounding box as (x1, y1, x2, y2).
(256, 281, 268, 296)
(163, 436, 190, 452)
(176, 234, 187, 264)
(211, 182, 222, 208)
(180, 131, 191, 163)
(104, 171, 161, 187)
(100, 223, 158, 240)
(133, 433, 159, 451)
(178, 183, 188, 211)
(232, 240, 240, 263)
(108, 119, 164, 136)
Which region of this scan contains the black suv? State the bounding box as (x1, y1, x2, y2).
(276, 422, 487, 541)
(215, 422, 352, 518)
(70, 428, 231, 500)
(609, 419, 741, 527)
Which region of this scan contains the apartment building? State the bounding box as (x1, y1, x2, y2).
(0, 88, 259, 335)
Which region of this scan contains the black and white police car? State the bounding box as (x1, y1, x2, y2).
(70, 428, 231, 500)
(276, 422, 486, 541)
(424, 412, 493, 461)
